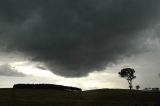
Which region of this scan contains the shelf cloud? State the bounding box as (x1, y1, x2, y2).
(0, 0, 160, 77)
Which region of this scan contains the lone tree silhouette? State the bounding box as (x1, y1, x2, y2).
(118, 68, 136, 90)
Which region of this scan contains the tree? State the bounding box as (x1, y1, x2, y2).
(144, 88, 148, 91)
(118, 68, 136, 90)
(135, 85, 140, 90)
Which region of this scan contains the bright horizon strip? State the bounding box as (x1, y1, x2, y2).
(9, 62, 118, 90)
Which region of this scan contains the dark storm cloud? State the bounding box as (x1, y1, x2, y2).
(0, 64, 25, 77)
(0, 0, 160, 77)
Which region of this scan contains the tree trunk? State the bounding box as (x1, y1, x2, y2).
(128, 80, 132, 90)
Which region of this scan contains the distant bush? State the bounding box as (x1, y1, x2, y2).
(13, 84, 82, 91)
(135, 85, 140, 90)
(152, 88, 159, 91)
(144, 87, 159, 92)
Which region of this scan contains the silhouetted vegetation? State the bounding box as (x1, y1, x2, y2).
(119, 68, 136, 90)
(135, 85, 140, 90)
(144, 87, 152, 91)
(144, 87, 159, 92)
(152, 88, 159, 91)
(13, 84, 82, 91)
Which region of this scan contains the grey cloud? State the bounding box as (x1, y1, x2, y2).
(0, 64, 25, 77)
(36, 65, 48, 70)
(0, 0, 160, 77)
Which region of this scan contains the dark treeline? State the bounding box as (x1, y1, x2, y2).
(13, 84, 82, 91)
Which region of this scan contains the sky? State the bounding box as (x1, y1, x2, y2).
(0, 0, 160, 90)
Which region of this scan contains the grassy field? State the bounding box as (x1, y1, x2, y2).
(0, 88, 160, 106)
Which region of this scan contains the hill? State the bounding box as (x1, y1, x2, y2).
(13, 84, 82, 91)
(0, 88, 159, 106)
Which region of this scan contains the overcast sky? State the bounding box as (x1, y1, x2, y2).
(0, 0, 160, 90)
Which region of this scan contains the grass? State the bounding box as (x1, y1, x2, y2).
(0, 88, 160, 106)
